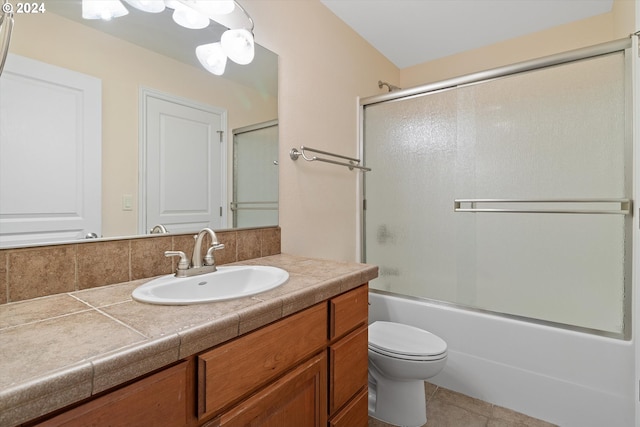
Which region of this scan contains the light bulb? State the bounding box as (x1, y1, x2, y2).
(206, 1, 235, 15)
(82, 0, 129, 20)
(167, 1, 209, 29)
(220, 28, 254, 65)
(122, 0, 165, 13)
(196, 42, 227, 75)
(179, 0, 235, 15)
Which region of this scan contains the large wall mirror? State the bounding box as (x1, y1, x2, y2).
(0, 0, 278, 248)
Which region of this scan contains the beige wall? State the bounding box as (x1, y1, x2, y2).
(8, 12, 277, 237)
(242, 0, 399, 261)
(243, 0, 635, 262)
(400, 0, 635, 88)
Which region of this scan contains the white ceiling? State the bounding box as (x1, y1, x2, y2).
(320, 0, 614, 69)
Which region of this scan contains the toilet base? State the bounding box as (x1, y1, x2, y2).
(368, 376, 427, 427)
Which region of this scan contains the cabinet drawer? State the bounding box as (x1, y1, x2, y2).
(329, 387, 368, 427)
(329, 284, 368, 340)
(198, 303, 327, 419)
(329, 325, 368, 415)
(36, 362, 189, 427)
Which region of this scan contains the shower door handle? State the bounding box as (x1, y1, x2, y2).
(453, 199, 632, 215)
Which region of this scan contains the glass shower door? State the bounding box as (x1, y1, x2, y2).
(232, 120, 279, 228)
(363, 51, 631, 336)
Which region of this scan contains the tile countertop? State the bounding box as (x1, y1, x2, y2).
(0, 253, 378, 427)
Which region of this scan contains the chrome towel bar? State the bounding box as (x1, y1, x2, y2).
(290, 146, 371, 171)
(454, 199, 632, 215)
(230, 201, 278, 211)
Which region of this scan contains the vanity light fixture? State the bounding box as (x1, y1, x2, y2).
(179, 0, 235, 16)
(82, 0, 129, 20)
(196, 41, 227, 75)
(220, 28, 254, 65)
(122, 0, 166, 14)
(165, 0, 209, 30)
(195, 1, 255, 71)
(80, 0, 255, 75)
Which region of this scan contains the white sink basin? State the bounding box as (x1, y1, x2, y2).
(132, 266, 289, 305)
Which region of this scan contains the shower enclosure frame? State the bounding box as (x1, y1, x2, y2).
(359, 37, 635, 340)
(231, 119, 279, 228)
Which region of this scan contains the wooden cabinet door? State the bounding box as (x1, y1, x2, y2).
(211, 352, 327, 427)
(36, 362, 189, 427)
(329, 326, 368, 416)
(329, 388, 368, 427)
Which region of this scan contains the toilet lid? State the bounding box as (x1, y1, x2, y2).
(368, 321, 447, 357)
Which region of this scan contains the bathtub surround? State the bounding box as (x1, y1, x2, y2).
(0, 226, 281, 304)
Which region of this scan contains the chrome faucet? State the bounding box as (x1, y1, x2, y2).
(164, 228, 225, 277)
(192, 228, 224, 268)
(149, 224, 169, 234)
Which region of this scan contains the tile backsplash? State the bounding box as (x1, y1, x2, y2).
(0, 227, 280, 304)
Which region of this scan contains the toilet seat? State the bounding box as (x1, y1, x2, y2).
(369, 321, 447, 361)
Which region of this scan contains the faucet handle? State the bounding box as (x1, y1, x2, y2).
(204, 243, 225, 266)
(165, 251, 189, 270)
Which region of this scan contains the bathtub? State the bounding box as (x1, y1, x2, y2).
(368, 291, 635, 427)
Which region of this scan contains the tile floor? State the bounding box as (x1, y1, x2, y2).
(368, 382, 558, 427)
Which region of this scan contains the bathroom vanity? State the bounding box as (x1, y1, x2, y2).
(0, 254, 376, 427)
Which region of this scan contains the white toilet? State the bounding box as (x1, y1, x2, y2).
(368, 321, 448, 427)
